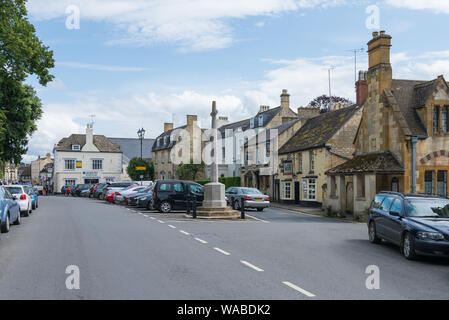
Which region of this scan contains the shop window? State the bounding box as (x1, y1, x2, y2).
(302, 178, 316, 201)
(425, 171, 434, 195)
(283, 182, 292, 199)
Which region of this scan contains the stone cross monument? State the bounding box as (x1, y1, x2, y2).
(210, 101, 219, 183)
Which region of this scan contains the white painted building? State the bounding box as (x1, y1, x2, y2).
(52, 124, 129, 191)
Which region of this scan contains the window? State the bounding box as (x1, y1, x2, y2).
(433, 106, 439, 133)
(437, 170, 447, 197)
(330, 176, 337, 197)
(283, 182, 292, 199)
(443, 107, 448, 133)
(258, 115, 263, 126)
(159, 182, 171, 191)
(250, 118, 254, 128)
(64, 159, 75, 170)
(356, 175, 365, 198)
(92, 159, 103, 170)
(222, 147, 226, 163)
(265, 141, 270, 158)
(167, 151, 171, 164)
(298, 153, 302, 173)
(391, 177, 399, 192)
(390, 199, 403, 215)
(155, 153, 158, 164)
(173, 183, 184, 193)
(309, 151, 315, 173)
(372, 195, 386, 209)
(425, 171, 434, 195)
(72, 144, 80, 151)
(161, 152, 165, 164)
(64, 179, 76, 186)
(189, 184, 204, 194)
(380, 197, 394, 211)
(302, 178, 316, 201)
(105, 177, 115, 183)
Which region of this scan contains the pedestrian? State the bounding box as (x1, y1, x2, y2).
(66, 186, 71, 196)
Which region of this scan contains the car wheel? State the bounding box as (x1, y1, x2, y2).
(1, 213, 10, 233)
(159, 201, 172, 213)
(257, 208, 264, 212)
(368, 221, 382, 244)
(13, 211, 21, 225)
(32, 202, 36, 210)
(147, 199, 154, 210)
(402, 232, 417, 260)
(233, 199, 240, 211)
(22, 209, 29, 217)
(29, 203, 32, 214)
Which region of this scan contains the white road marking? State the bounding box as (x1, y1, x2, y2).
(194, 238, 208, 244)
(282, 281, 316, 297)
(214, 247, 230, 256)
(240, 260, 264, 272)
(157, 220, 165, 223)
(245, 214, 270, 223)
(150, 217, 156, 220)
(143, 214, 149, 217)
(138, 212, 143, 215)
(168, 225, 176, 229)
(180, 230, 190, 235)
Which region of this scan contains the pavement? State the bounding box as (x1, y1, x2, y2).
(0, 196, 448, 300)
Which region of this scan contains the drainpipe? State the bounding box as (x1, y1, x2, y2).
(411, 137, 418, 194)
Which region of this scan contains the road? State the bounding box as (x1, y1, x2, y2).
(0, 196, 448, 300)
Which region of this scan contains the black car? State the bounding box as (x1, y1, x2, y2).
(152, 180, 204, 213)
(367, 191, 449, 260)
(73, 184, 91, 197)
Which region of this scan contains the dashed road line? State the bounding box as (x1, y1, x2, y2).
(150, 217, 156, 220)
(180, 230, 190, 235)
(214, 247, 230, 256)
(194, 238, 208, 244)
(143, 214, 149, 217)
(240, 260, 264, 272)
(245, 214, 270, 223)
(282, 281, 316, 297)
(157, 220, 165, 223)
(168, 225, 176, 229)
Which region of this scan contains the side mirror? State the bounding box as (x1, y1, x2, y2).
(389, 210, 401, 217)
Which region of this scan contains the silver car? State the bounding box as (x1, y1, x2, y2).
(225, 187, 270, 212)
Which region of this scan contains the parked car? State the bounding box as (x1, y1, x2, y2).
(93, 183, 109, 199)
(35, 185, 44, 195)
(61, 185, 70, 194)
(114, 185, 147, 204)
(128, 186, 153, 206)
(89, 183, 98, 197)
(4, 185, 32, 217)
(26, 186, 39, 210)
(0, 186, 21, 234)
(135, 190, 154, 209)
(152, 180, 204, 213)
(73, 184, 91, 197)
(101, 182, 135, 200)
(225, 187, 270, 211)
(367, 191, 449, 260)
(80, 188, 91, 197)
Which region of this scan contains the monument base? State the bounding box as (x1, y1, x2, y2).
(190, 206, 240, 219)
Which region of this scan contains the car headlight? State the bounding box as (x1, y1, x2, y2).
(416, 231, 445, 241)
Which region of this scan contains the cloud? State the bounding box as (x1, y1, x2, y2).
(57, 62, 151, 72)
(386, 0, 449, 14)
(26, 0, 346, 51)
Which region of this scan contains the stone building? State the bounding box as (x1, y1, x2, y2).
(152, 115, 203, 180)
(276, 104, 362, 206)
(325, 31, 449, 219)
(31, 153, 53, 185)
(53, 123, 127, 191)
(18, 165, 31, 184)
(241, 89, 299, 194)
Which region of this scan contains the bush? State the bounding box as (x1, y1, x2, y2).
(194, 176, 241, 189)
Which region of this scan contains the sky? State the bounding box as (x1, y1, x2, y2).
(22, 0, 449, 163)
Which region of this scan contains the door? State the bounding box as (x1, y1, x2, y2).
(172, 182, 187, 209)
(376, 196, 394, 240)
(383, 198, 404, 245)
(294, 181, 300, 204)
(274, 180, 280, 202)
(188, 183, 204, 207)
(346, 182, 354, 214)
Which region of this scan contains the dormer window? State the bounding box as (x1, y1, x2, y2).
(72, 144, 81, 151)
(258, 115, 263, 126)
(164, 136, 169, 145)
(250, 118, 254, 128)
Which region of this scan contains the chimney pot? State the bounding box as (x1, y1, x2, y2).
(372, 31, 379, 38)
(164, 122, 174, 133)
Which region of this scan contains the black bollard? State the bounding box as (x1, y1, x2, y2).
(192, 195, 197, 219)
(186, 194, 191, 215)
(240, 197, 245, 219)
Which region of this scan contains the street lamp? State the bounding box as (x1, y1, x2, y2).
(137, 128, 146, 159)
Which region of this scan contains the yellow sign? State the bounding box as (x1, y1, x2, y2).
(136, 167, 147, 171)
(76, 161, 82, 168)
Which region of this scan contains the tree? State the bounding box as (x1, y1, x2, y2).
(309, 95, 354, 112)
(176, 160, 205, 181)
(0, 0, 55, 164)
(127, 158, 154, 181)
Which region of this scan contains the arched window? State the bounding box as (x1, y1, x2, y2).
(433, 106, 439, 133)
(442, 107, 448, 133)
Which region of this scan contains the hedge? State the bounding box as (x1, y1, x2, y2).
(195, 177, 241, 189)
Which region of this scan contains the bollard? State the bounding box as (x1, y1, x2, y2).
(186, 194, 191, 215)
(192, 195, 197, 219)
(240, 197, 245, 219)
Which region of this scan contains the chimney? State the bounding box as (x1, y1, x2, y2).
(259, 105, 270, 112)
(367, 30, 392, 95)
(186, 115, 197, 127)
(280, 89, 290, 109)
(297, 107, 320, 126)
(86, 123, 94, 147)
(356, 70, 368, 106)
(164, 122, 174, 132)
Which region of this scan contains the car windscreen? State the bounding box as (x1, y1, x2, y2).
(240, 188, 262, 195)
(5, 187, 23, 194)
(405, 199, 449, 217)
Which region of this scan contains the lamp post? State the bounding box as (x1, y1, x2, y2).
(137, 128, 146, 159)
